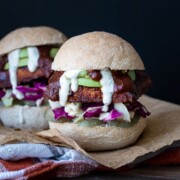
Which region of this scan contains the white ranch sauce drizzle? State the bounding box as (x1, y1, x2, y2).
(2, 89, 12, 98)
(27, 47, 39, 72)
(7, 47, 40, 100)
(65, 102, 82, 116)
(100, 70, 114, 112)
(36, 97, 44, 107)
(114, 103, 131, 122)
(8, 49, 24, 100)
(59, 70, 81, 106)
(48, 100, 62, 110)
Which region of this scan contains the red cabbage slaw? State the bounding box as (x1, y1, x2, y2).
(0, 82, 46, 102)
(0, 89, 5, 99)
(53, 107, 73, 119)
(126, 101, 150, 118)
(16, 82, 46, 101)
(52, 101, 150, 122)
(102, 109, 123, 122)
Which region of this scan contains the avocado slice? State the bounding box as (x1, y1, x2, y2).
(19, 48, 28, 59)
(50, 48, 59, 58)
(78, 78, 101, 87)
(128, 70, 136, 81)
(4, 57, 29, 70)
(4, 47, 29, 70)
(78, 70, 90, 78)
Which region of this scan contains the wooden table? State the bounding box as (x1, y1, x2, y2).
(58, 165, 180, 180)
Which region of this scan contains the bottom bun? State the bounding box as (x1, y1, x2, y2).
(49, 118, 146, 151)
(0, 105, 49, 130)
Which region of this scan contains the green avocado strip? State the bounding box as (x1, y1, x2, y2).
(4, 48, 29, 70)
(128, 70, 136, 81)
(78, 78, 101, 87)
(19, 48, 28, 58)
(78, 70, 88, 78)
(50, 48, 59, 58)
(4, 57, 29, 70)
(4, 47, 59, 70)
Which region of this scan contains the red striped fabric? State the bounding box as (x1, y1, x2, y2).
(0, 147, 180, 179)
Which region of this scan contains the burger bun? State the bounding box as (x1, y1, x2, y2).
(0, 26, 67, 56)
(49, 118, 146, 151)
(0, 105, 49, 130)
(52, 31, 144, 71)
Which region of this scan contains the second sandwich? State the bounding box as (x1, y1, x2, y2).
(0, 26, 67, 129)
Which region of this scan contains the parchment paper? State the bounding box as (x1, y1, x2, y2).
(0, 125, 69, 147)
(37, 95, 180, 168)
(0, 95, 180, 169)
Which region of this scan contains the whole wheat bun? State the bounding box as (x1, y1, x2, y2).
(49, 118, 146, 151)
(0, 105, 49, 130)
(52, 31, 144, 71)
(0, 26, 67, 56)
(50, 31, 146, 150)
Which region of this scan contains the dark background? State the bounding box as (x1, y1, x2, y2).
(0, 0, 180, 104)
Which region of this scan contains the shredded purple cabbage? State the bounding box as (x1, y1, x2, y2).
(81, 103, 103, 111)
(84, 106, 102, 118)
(16, 86, 42, 93)
(24, 93, 43, 101)
(83, 105, 122, 122)
(16, 82, 46, 101)
(103, 109, 122, 122)
(52, 100, 150, 122)
(53, 107, 74, 120)
(126, 101, 150, 118)
(0, 89, 5, 99)
(33, 82, 46, 91)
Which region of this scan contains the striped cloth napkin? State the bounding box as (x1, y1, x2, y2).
(0, 143, 179, 180)
(0, 143, 97, 179)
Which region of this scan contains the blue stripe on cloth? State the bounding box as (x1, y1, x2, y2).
(0, 162, 8, 172)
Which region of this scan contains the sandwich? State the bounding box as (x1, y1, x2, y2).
(45, 31, 152, 151)
(0, 26, 67, 130)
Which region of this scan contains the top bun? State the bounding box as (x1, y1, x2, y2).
(0, 26, 67, 56)
(52, 31, 144, 71)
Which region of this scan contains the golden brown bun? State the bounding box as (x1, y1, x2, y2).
(49, 118, 146, 151)
(52, 31, 144, 71)
(0, 26, 67, 55)
(0, 105, 49, 130)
